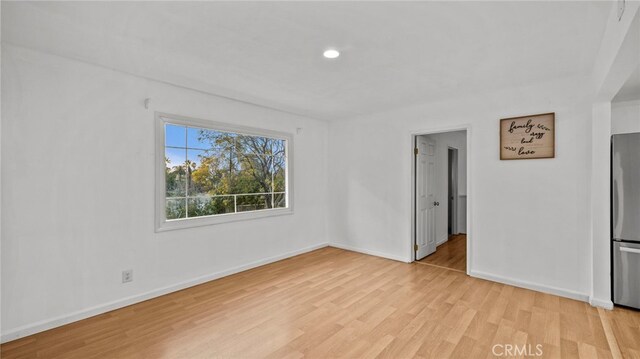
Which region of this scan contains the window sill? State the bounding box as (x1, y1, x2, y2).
(156, 207, 293, 232)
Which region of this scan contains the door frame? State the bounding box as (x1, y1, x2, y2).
(448, 147, 459, 235)
(410, 124, 472, 275)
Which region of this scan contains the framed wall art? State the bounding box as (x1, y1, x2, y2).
(500, 112, 555, 160)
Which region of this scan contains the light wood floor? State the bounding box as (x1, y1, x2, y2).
(2, 247, 640, 358)
(418, 234, 467, 272)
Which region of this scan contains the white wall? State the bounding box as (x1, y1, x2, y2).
(0, 45, 329, 341)
(328, 75, 593, 300)
(421, 131, 467, 245)
(612, 100, 640, 134)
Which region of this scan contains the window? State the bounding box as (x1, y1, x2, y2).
(156, 113, 292, 231)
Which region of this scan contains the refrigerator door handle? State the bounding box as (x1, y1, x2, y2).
(620, 247, 640, 254)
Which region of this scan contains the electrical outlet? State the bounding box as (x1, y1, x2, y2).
(122, 269, 133, 283)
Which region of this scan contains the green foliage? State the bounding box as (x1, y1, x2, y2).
(165, 130, 286, 219)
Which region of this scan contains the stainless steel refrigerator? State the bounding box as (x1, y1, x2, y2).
(612, 133, 640, 309)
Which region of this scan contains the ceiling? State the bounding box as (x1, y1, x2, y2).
(613, 65, 640, 102)
(2, 1, 611, 121)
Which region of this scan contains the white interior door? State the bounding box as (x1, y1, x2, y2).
(416, 137, 437, 260)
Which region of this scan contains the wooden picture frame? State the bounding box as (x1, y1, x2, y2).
(500, 112, 555, 160)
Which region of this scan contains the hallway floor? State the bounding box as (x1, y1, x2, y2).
(419, 234, 467, 272)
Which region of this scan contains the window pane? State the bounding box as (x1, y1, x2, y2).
(235, 153, 272, 195)
(236, 134, 273, 156)
(187, 148, 238, 196)
(187, 127, 214, 150)
(273, 154, 286, 192)
(271, 139, 286, 156)
(161, 120, 289, 227)
(187, 149, 210, 196)
(236, 193, 272, 212)
(188, 196, 234, 217)
(166, 198, 186, 220)
(274, 193, 286, 208)
(165, 147, 186, 197)
(215, 132, 237, 157)
(191, 128, 237, 156)
(165, 124, 186, 147)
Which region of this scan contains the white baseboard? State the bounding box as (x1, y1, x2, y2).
(1, 242, 329, 344)
(329, 242, 411, 263)
(589, 297, 614, 310)
(436, 236, 449, 246)
(470, 270, 590, 303)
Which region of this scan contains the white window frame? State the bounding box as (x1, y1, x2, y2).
(155, 112, 293, 232)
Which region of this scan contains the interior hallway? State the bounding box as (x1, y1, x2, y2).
(2, 247, 638, 359)
(418, 234, 467, 273)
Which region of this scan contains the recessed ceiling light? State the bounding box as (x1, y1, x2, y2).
(323, 49, 340, 59)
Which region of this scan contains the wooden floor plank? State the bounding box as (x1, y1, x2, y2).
(2, 246, 639, 358)
(418, 234, 467, 272)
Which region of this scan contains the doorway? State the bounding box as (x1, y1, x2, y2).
(412, 129, 468, 273)
(448, 148, 458, 236)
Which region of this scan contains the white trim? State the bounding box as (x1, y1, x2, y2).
(0, 242, 328, 344)
(159, 207, 294, 232)
(155, 112, 294, 232)
(329, 243, 411, 263)
(447, 146, 459, 235)
(465, 128, 472, 275)
(612, 98, 640, 108)
(589, 297, 614, 310)
(436, 235, 449, 246)
(470, 270, 590, 303)
(409, 124, 472, 276)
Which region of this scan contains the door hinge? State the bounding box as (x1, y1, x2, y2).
(414, 244, 419, 251)
(414, 148, 418, 155)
